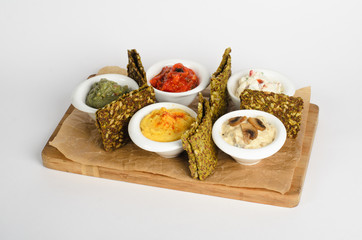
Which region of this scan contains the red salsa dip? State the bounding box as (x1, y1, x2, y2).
(150, 63, 199, 92)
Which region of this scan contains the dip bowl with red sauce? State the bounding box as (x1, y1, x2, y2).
(146, 59, 210, 106)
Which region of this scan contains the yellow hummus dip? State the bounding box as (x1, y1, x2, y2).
(140, 107, 195, 142)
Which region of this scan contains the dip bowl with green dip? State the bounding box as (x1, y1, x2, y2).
(72, 74, 139, 120)
(86, 78, 130, 109)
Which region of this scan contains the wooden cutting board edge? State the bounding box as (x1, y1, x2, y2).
(41, 103, 319, 208)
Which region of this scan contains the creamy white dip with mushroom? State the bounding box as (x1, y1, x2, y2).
(235, 70, 283, 98)
(221, 116, 276, 149)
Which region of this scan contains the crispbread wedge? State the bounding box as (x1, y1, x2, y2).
(95, 85, 155, 151)
(181, 93, 206, 179)
(212, 47, 232, 79)
(189, 98, 218, 180)
(210, 47, 232, 122)
(127, 49, 147, 87)
(239, 89, 304, 138)
(181, 93, 218, 180)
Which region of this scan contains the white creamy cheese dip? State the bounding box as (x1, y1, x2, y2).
(235, 70, 283, 98)
(221, 116, 276, 149)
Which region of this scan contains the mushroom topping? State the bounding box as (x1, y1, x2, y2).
(241, 122, 258, 144)
(228, 116, 246, 126)
(248, 117, 266, 131)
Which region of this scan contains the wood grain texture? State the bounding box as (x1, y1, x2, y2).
(42, 104, 319, 207)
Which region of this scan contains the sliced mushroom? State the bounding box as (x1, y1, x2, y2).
(228, 116, 246, 126)
(248, 117, 266, 131)
(241, 122, 258, 144)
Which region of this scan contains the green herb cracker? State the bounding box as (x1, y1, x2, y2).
(96, 85, 156, 151)
(181, 93, 218, 180)
(239, 89, 304, 138)
(181, 93, 206, 179)
(210, 47, 232, 122)
(127, 49, 147, 87)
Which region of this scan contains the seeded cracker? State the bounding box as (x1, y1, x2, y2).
(95, 85, 156, 151)
(190, 97, 218, 180)
(181, 94, 218, 180)
(210, 47, 232, 123)
(181, 93, 206, 179)
(239, 89, 304, 138)
(127, 49, 147, 87)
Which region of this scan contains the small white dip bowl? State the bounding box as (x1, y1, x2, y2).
(146, 59, 210, 106)
(212, 109, 287, 165)
(128, 102, 197, 158)
(227, 68, 295, 108)
(72, 74, 139, 120)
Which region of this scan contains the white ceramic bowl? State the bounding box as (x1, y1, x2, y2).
(212, 110, 287, 165)
(146, 59, 210, 106)
(72, 74, 139, 120)
(227, 68, 295, 108)
(128, 102, 197, 158)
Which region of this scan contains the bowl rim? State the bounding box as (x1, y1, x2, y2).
(128, 102, 197, 153)
(146, 59, 210, 97)
(71, 73, 139, 114)
(212, 109, 287, 160)
(227, 68, 296, 103)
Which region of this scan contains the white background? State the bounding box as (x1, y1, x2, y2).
(1, 0, 361, 239)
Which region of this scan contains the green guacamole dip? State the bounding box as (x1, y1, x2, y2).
(86, 78, 130, 109)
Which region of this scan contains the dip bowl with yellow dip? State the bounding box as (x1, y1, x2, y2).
(212, 110, 287, 165)
(128, 102, 197, 158)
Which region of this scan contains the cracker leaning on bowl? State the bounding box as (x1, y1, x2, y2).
(181, 47, 232, 180)
(181, 93, 218, 180)
(181, 93, 205, 178)
(239, 89, 304, 138)
(95, 49, 156, 151)
(189, 97, 218, 180)
(96, 85, 156, 151)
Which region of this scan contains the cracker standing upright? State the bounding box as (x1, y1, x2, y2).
(127, 49, 148, 87)
(210, 47, 232, 123)
(181, 93, 218, 180)
(189, 96, 218, 180)
(181, 94, 206, 179)
(181, 48, 232, 180)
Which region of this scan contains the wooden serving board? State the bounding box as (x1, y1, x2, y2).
(42, 103, 319, 207)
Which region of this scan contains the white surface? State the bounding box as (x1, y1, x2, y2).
(146, 59, 210, 105)
(128, 102, 197, 158)
(1, 0, 361, 239)
(212, 110, 286, 165)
